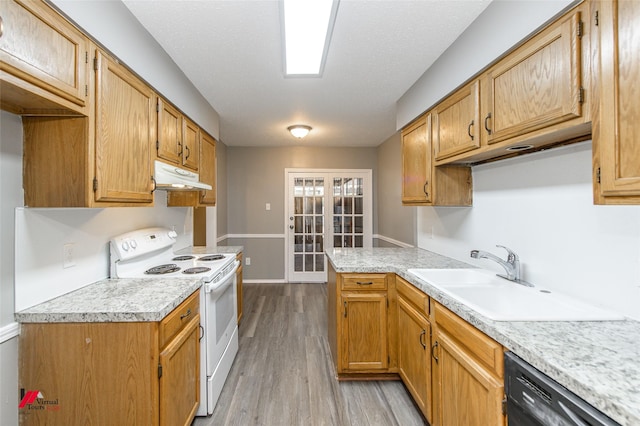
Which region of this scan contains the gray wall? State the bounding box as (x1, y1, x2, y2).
(376, 132, 416, 247)
(215, 141, 228, 240)
(224, 146, 378, 280)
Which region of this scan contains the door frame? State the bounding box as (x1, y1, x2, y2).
(284, 168, 373, 283)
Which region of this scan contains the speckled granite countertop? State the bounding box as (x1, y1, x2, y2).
(175, 245, 244, 255)
(14, 278, 202, 323)
(326, 247, 640, 426)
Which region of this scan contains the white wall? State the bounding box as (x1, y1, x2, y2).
(49, 0, 220, 138)
(397, 0, 576, 129)
(417, 142, 640, 320)
(0, 111, 22, 426)
(399, 0, 640, 321)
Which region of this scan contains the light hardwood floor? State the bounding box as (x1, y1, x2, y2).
(193, 283, 427, 426)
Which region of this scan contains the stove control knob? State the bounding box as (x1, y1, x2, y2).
(130, 240, 138, 249)
(168, 230, 178, 239)
(121, 241, 130, 251)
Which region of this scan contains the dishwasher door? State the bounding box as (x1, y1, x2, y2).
(505, 352, 620, 426)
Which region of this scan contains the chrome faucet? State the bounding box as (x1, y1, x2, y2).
(470, 245, 533, 287)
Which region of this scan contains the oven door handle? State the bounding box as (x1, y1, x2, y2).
(204, 261, 239, 294)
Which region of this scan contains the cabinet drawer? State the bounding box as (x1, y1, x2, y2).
(396, 275, 429, 316)
(434, 302, 503, 378)
(341, 273, 387, 291)
(159, 290, 200, 348)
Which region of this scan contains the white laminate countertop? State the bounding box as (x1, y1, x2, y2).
(14, 278, 202, 323)
(326, 247, 640, 426)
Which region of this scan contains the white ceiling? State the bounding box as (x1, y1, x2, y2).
(122, 0, 492, 147)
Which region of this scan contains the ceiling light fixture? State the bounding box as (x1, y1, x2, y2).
(288, 125, 312, 139)
(283, 0, 339, 76)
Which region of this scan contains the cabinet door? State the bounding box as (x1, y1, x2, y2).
(0, 0, 88, 110)
(432, 329, 505, 426)
(341, 292, 388, 371)
(402, 115, 431, 204)
(397, 297, 432, 423)
(157, 98, 182, 165)
(433, 81, 481, 161)
(182, 117, 200, 171)
(595, 0, 640, 200)
(199, 132, 217, 205)
(484, 10, 583, 144)
(94, 51, 154, 203)
(159, 314, 200, 426)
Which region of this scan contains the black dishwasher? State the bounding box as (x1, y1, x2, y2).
(505, 352, 620, 426)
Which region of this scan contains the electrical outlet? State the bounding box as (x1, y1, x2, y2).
(245, 257, 251, 266)
(266, 203, 271, 211)
(63, 243, 76, 268)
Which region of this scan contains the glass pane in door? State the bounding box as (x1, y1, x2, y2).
(292, 177, 325, 273)
(332, 177, 365, 248)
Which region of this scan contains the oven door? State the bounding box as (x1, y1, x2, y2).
(203, 261, 239, 376)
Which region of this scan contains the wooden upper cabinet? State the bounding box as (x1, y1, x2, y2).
(401, 114, 472, 206)
(483, 8, 584, 145)
(433, 80, 481, 161)
(199, 132, 217, 205)
(594, 0, 640, 203)
(0, 0, 88, 115)
(157, 98, 182, 165)
(402, 115, 432, 204)
(94, 50, 154, 203)
(182, 117, 200, 171)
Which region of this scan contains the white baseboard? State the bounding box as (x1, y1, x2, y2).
(374, 234, 414, 248)
(243, 279, 288, 284)
(0, 322, 20, 344)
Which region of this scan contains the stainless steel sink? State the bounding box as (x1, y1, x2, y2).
(407, 268, 624, 321)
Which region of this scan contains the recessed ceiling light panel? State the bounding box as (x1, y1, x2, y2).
(283, 0, 339, 76)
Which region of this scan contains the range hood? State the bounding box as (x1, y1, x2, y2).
(154, 160, 212, 191)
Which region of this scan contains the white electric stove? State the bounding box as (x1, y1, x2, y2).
(110, 227, 239, 417)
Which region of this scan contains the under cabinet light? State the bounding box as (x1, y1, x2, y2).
(283, 0, 339, 76)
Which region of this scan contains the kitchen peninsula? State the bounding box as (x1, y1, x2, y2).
(326, 247, 640, 426)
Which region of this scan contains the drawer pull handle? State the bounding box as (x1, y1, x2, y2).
(419, 329, 427, 349)
(484, 113, 492, 135)
(180, 308, 192, 320)
(344, 301, 348, 318)
(431, 341, 439, 363)
(356, 281, 373, 286)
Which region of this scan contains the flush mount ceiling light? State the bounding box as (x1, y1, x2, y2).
(282, 0, 339, 76)
(288, 125, 312, 139)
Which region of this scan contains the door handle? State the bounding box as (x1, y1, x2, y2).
(419, 329, 427, 349)
(431, 341, 439, 363)
(289, 225, 294, 230)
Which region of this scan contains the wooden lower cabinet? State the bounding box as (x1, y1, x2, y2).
(341, 291, 389, 371)
(328, 265, 394, 376)
(18, 290, 200, 426)
(432, 302, 505, 426)
(397, 284, 432, 423)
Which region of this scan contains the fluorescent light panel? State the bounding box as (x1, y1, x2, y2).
(284, 0, 337, 75)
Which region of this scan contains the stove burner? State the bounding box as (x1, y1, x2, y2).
(183, 267, 211, 275)
(198, 254, 225, 262)
(145, 264, 180, 275)
(172, 255, 196, 261)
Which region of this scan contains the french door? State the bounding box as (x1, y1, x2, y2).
(286, 170, 372, 282)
